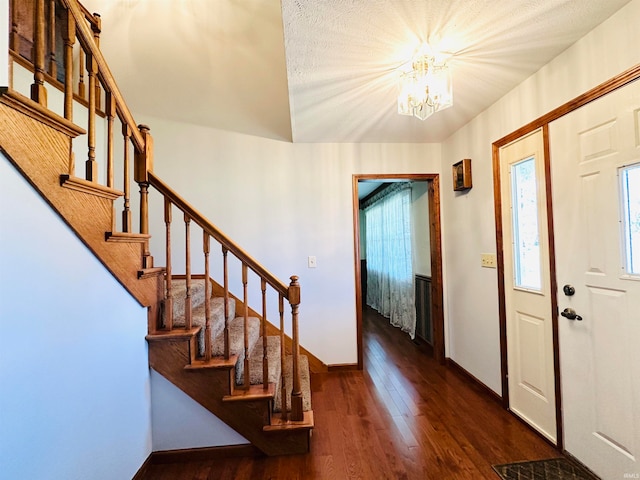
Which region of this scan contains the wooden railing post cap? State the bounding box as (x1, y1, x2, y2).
(288, 276, 300, 305)
(91, 13, 102, 32)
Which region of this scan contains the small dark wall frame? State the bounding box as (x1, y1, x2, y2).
(453, 159, 472, 191)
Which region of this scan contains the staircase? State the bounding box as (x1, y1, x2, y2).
(2, 0, 315, 456)
(146, 278, 313, 456)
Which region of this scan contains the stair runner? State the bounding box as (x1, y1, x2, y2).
(169, 279, 311, 412)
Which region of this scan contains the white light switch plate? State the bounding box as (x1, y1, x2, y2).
(308, 256, 317, 268)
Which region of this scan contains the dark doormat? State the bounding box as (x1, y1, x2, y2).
(492, 458, 600, 480)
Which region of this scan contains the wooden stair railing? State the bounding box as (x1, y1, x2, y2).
(147, 172, 305, 421)
(7, 0, 306, 423)
(10, 0, 157, 263)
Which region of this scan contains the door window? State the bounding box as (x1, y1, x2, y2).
(511, 157, 542, 291)
(620, 163, 640, 275)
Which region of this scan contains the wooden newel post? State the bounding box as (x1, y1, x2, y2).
(288, 275, 303, 421)
(135, 124, 154, 269)
(31, 0, 48, 106)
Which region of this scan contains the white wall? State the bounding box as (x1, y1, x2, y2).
(138, 115, 441, 365)
(440, 0, 640, 394)
(0, 153, 152, 479)
(150, 371, 248, 451)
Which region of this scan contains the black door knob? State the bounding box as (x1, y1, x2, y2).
(561, 308, 582, 321)
(563, 285, 575, 296)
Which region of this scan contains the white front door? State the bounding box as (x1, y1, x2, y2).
(550, 79, 640, 479)
(500, 129, 557, 444)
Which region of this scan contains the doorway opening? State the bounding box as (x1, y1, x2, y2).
(352, 174, 445, 369)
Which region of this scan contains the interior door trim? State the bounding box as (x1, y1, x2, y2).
(492, 63, 640, 450)
(352, 173, 445, 369)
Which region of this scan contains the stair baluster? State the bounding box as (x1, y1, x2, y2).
(10, 1, 20, 53)
(31, 0, 48, 106)
(90, 13, 101, 110)
(47, 0, 57, 78)
(242, 263, 250, 389)
(279, 294, 287, 420)
(85, 50, 97, 181)
(121, 124, 132, 232)
(184, 214, 192, 330)
(62, 8, 75, 120)
(261, 279, 268, 391)
(203, 232, 212, 360)
(164, 198, 173, 330)
(77, 48, 85, 98)
(105, 93, 116, 186)
(222, 246, 230, 359)
(289, 276, 303, 421)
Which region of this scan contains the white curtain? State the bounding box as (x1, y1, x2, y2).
(364, 183, 416, 338)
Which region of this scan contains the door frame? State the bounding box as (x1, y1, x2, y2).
(352, 173, 445, 369)
(492, 64, 640, 449)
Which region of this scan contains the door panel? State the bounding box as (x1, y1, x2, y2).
(550, 79, 640, 479)
(500, 129, 557, 443)
(517, 312, 548, 396)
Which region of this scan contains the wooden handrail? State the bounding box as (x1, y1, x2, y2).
(60, 0, 144, 152)
(148, 171, 290, 298)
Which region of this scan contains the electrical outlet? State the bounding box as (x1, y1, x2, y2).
(481, 253, 497, 268)
(308, 256, 317, 268)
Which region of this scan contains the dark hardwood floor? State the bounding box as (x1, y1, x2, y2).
(140, 307, 559, 479)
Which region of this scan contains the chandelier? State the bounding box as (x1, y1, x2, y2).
(397, 45, 453, 121)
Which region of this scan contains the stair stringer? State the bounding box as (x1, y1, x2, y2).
(0, 93, 163, 323)
(147, 334, 311, 456)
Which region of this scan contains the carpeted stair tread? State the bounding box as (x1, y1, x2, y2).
(212, 316, 261, 384)
(238, 336, 282, 387)
(274, 354, 311, 413)
(169, 279, 206, 320)
(174, 297, 235, 356)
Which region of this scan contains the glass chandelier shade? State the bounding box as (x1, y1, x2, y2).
(397, 49, 453, 121)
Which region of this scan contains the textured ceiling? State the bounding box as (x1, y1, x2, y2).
(82, 0, 630, 143)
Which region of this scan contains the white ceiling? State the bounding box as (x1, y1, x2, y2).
(83, 0, 630, 143)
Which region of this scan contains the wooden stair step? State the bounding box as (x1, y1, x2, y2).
(223, 383, 276, 403)
(105, 231, 151, 243)
(59, 174, 123, 200)
(138, 266, 165, 279)
(263, 411, 314, 432)
(184, 354, 239, 370)
(145, 327, 201, 341)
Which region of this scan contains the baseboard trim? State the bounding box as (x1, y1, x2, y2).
(150, 444, 262, 465)
(445, 360, 562, 452)
(328, 363, 360, 372)
(445, 357, 502, 405)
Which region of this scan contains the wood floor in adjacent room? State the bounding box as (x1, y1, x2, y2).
(141, 307, 559, 479)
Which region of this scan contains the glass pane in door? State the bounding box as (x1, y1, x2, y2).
(621, 163, 640, 275)
(511, 157, 542, 291)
